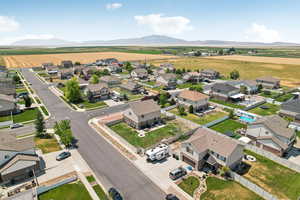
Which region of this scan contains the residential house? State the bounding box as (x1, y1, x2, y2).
(106, 64, 122, 73)
(227, 80, 258, 94)
(181, 128, 244, 171)
(73, 65, 85, 75)
(100, 76, 121, 87)
(58, 68, 74, 80)
(0, 66, 7, 72)
(45, 65, 59, 76)
(61, 60, 73, 68)
(0, 77, 16, 96)
(280, 99, 300, 123)
(81, 67, 97, 80)
(84, 83, 110, 102)
(0, 94, 18, 116)
(156, 73, 177, 89)
(160, 63, 175, 71)
(182, 72, 202, 83)
(131, 68, 148, 80)
(256, 76, 280, 89)
(177, 90, 209, 112)
(210, 83, 242, 101)
(123, 99, 161, 129)
(120, 81, 142, 94)
(246, 115, 296, 156)
(41, 63, 54, 69)
(97, 58, 119, 66)
(0, 133, 41, 185)
(200, 69, 220, 80)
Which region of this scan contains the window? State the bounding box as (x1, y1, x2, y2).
(186, 146, 193, 155)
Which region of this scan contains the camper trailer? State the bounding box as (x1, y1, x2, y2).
(145, 144, 170, 162)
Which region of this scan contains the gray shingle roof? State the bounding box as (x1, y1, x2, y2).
(211, 83, 239, 95)
(281, 99, 300, 114)
(128, 99, 160, 117)
(87, 83, 108, 92)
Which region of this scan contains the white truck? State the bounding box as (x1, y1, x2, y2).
(145, 144, 170, 162)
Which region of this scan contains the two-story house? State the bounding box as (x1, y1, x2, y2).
(156, 73, 177, 89)
(246, 115, 296, 156)
(0, 94, 19, 116)
(200, 69, 220, 80)
(0, 77, 16, 96)
(181, 127, 244, 171)
(182, 72, 202, 83)
(123, 99, 161, 129)
(131, 68, 148, 80)
(227, 80, 258, 94)
(256, 76, 280, 89)
(100, 75, 121, 87)
(61, 60, 73, 68)
(177, 90, 209, 112)
(58, 68, 74, 80)
(120, 81, 142, 94)
(279, 99, 300, 123)
(210, 83, 241, 101)
(84, 83, 110, 102)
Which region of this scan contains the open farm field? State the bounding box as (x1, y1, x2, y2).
(152, 57, 300, 87)
(208, 55, 300, 65)
(4, 51, 177, 68)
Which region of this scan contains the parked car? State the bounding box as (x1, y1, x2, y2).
(10, 123, 23, 129)
(169, 167, 187, 180)
(108, 188, 123, 200)
(166, 194, 180, 200)
(56, 151, 71, 161)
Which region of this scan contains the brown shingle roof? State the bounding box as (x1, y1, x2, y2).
(128, 99, 160, 117)
(0, 133, 34, 151)
(185, 128, 241, 157)
(178, 90, 208, 102)
(87, 83, 108, 92)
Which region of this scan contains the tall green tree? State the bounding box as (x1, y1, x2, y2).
(177, 105, 186, 116)
(159, 93, 168, 107)
(90, 74, 99, 84)
(240, 85, 248, 94)
(23, 95, 32, 108)
(65, 77, 82, 103)
(189, 105, 194, 113)
(124, 62, 133, 72)
(230, 70, 240, 80)
(54, 120, 73, 147)
(13, 75, 21, 84)
(35, 110, 45, 137)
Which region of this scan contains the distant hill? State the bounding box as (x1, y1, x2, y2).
(10, 35, 300, 47)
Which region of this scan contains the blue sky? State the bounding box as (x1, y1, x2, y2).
(0, 0, 299, 44)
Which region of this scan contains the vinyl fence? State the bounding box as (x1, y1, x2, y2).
(245, 144, 300, 173)
(36, 176, 78, 195)
(0, 121, 13, 128)
(203, 116, 229, 128)
(229, 171, 278, 200)
(243, 100, 266, 111)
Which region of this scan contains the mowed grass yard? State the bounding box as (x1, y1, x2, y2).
(248, 103, 279, 116)
(152, 57, 300, 87)
(38, 181, 92, 200)
(243, 150, 300, 200)
(210, 119, 246, 137)
(201, 177, 264, 200)
(0, 108, 38, 123)
(178, 176, 200, 197)
(109, 120, 188, 148)
(170, 109, 227, 125)
(34, 137, 61, 154)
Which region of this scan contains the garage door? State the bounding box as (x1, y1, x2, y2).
(182, 155, 196, 168)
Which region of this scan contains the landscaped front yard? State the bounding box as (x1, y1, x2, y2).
(113, 87, 143, 101)
(35, 137, 61, 154)
(170, 109, 227, 125)
(201, 177, 264, 200)
(39, 181, 92, 200)
(109, 120, 188, 148)
(248, 103, 279, 116)
(210, 119, 246, 138)
(0, 108, 38, 123)
(178, 176, 200, 197)
(76, 100, 107, 109)
(243, 150, 300, 200)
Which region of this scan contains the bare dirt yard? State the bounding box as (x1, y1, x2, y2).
(4, 52, 177, 68)
(208, 55, 300, 65)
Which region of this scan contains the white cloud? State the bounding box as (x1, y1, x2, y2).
(106, 3, 122, 10)
(245, 23, 280, 43)
(134, 14, 193, 35)
(0, 16, 20, 32)
(0, 34, 55, 45)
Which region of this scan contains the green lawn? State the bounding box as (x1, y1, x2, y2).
(259, 91, 281, 99)
(244, 150, 300, 200)
(93, 185, 109, 200)
(296, 131, 300, 138)
(86, 175, 96, 183)
(16, 88, 28, 94)
(210, 98, 245, 109)
(113, 87, 143, 101)
(41, 106, 49, 116)
(275, 93, 294, 102)
(176, 82, 199, 89)
(248, 103, 279, 116)
(39, 181, 92, 200)
(110, 122, 182, 148)
(77, 100, 107, 109)
(201, 177, 264, 200)
(210, 119, 245, 138)
(0, 108, 38, 123)
(144, 81, 157, 86)
(178, 176, 200, 197)
(170, 109, 227, 125)
(34, 137, 61, 154)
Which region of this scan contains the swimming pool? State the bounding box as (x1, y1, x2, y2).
(240, 116, 256, 123)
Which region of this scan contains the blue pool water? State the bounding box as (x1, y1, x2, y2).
(240, 116, 256, 123)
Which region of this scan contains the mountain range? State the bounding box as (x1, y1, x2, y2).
(11, 35, 300, 47)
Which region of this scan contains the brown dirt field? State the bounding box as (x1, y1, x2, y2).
(4, 52, 177, 68)
(208, 55, 300, 65)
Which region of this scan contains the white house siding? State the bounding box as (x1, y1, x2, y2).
(226, 145, 244, 169)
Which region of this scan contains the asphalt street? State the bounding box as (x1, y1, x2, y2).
(0, 124, 35, 136)
(21, 69, 166, 200)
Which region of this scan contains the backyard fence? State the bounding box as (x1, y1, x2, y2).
(203, 116, 229, 128)
(245, 144, 300, 173)
(243, 100, 266, 111)
(0, 121, 13, 128)
(36, 176, 78, 195)
(229, 171, 278, 200)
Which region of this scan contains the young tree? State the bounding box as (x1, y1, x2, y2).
(124, 62, 133, 72)
(13, 74, 21, 84)
(54, 120, 73, 147)
(35, 110, 45, 137)
(257, 84, 263, 93)
(170, 98, 176, 105)
(74, 61, 81, 65)
(65, 77, 82, 103)
(229, 109, 235, 119)
(159, 93, 168, 107)
(240, 85, 248, 94)
(177, 105, 186, 116)
(23, 95, 32, 108)
(90, 74, 99, 84)
(123, 94, 128, 101)
(189, 105, 194, 113)
(230, 70, 240, 80)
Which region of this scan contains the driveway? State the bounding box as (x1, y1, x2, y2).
(104, 99, 124, 107)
